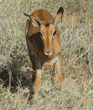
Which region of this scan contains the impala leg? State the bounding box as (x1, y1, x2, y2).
(34, 69, 42, 98)
(55, 55, 64, 87)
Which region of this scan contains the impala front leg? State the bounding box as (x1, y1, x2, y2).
(34, 69, 42, 98)
(55, 55, 64, 87)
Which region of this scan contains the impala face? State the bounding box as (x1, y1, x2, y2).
(40, 24, 56, 55)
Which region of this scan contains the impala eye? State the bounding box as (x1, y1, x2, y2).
(40, 31, 43, 37)
(52, 31, 56, 36)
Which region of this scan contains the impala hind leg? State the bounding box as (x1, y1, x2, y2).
(55, 56, 64, 87)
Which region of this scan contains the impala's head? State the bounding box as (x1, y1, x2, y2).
(24, 7, 64, 56)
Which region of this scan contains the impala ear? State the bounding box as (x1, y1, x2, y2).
(51, 7, 64, 25)
(23, 12, 32, 21)
(23, 12, 39, 27)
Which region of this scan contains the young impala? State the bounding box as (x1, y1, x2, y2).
(24, 7, 64, 98)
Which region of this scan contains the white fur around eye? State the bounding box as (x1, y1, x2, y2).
(52, 31, 56, 36)
(40, 31, 43, 37)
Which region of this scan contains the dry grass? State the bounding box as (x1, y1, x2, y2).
(0, 0, 93, 109)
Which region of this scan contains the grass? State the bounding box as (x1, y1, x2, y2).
(0, 0, 93, 109)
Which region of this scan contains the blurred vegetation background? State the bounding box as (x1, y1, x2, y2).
(0, 0, 93, 109)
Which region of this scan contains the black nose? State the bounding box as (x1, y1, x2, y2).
(45, 51, 52, 55)
(46, 51, 51, 54)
